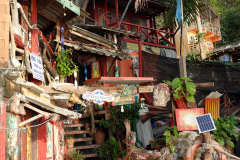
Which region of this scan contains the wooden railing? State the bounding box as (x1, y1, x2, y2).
(107, 21, 176, 50)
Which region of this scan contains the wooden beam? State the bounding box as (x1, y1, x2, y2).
(23, 103, 51, 117)
(19, 114, 43, 127)
(38, 0, 55, 10)
(195, 82, 214, 88)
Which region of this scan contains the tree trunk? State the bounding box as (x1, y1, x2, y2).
(203, 132, 212, 159)
(196, 14, 206, 59)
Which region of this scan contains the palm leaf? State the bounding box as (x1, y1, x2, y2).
(163, 0, 207, 28)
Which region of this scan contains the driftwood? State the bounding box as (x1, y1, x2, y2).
(42, 42, 58, 79)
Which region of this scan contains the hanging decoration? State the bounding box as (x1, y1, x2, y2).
(61, 27, 65, 53)
(84, 64, 88, 80)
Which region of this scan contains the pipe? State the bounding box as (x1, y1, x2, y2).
(119, 0, 132, 28)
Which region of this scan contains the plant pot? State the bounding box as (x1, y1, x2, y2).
(66, 138, 74, 148)
(93, 128, 105, 144)
(174, 97, 187, 109)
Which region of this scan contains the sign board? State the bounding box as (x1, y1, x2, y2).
(30, 52, 45, 82)
(196, 113, 216, 133)
(175, 108, 204, 131)
(82, 89, 115, 105)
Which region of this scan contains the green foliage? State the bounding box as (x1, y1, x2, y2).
(164, 77, 196, 103)
(212, 115, 239, 148)
(186, 50, 200, 62)
(56, 49, 78, 78)
(99, 103, 142, 133)
(70, 150, 85, 160)
(163, 0, 207, 28)
(195, 31, 207, 44)
(164, 126, 179, 153)
(98, 137, 126, 160)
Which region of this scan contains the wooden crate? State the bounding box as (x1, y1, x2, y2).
(204, 98, 220, 120)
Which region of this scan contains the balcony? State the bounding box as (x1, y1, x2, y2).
(107, 21, 176, 50)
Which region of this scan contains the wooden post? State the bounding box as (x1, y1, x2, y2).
(179, 0, 187, 77)
(203, 132, 212, 159)
(115, 0, 119, 28)
(196, 14, 206, 59)
(19, 114, 44, 127)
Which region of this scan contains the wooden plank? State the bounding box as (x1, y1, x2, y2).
(69, 30, 112, 49)
(64, 130, 89, 135)
(23, 103, 51, 117)
(19, 114, 43, 127)
(24, 95, 82, 119)
(195, 82, 214, 88)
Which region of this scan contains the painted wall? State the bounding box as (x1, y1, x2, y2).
(0, 102, 6, 160)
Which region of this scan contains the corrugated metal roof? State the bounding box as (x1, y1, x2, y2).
(58, 40, 132, 60)
(74, 24, 140, 38)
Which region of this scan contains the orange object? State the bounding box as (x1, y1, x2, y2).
(185, 139, 226, 160)
(204, 98, 220, 120)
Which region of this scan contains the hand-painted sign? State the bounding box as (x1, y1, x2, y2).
(30, 52, 44, 82)
(82, 89, 115, 105)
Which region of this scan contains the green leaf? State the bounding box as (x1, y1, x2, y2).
(165, 136, 171, 144)
(164, 130, 171, 137)
(226, 140, 234, 148)
(186, 95, 196, 103)
(172, 78, 182, 89)
(186, 82, 196, 95)
(180, 77, 192, 81)
(217, 137, 225, 146)
(170, 144, 174, 153)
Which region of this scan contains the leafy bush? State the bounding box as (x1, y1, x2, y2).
(164, 77, 196, 103)
(70, 150, 85, 160)
(99, 103, 142, 133)
(213, 115, 239, 147)
(164, 126, 179, 152)
(98, 137, 126, 160)
(56, 49, 78, 78)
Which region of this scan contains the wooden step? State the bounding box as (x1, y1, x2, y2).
(83, 153, 98, 158)
(64, 124, 84, 128)
(73, 144, 101, 149)
(64, 130, 89, 135)
(74, 137, 94, 142)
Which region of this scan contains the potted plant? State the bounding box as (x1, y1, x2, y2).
(67, 150, 85, 160)
(66, 135, 74, 148)
(164, 77, 196, 109)
(56, 49, 78, 82)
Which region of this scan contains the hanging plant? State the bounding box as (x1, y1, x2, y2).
(56, 49, 78, 78)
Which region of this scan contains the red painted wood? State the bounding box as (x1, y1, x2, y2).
(143, 93, 153, 104)
(21, 110, 32, 160)
(38, 117, 48, 160)
(137, 26, 143, 77)
(0, 102, 6, 160)
(105, 0, 108, 26)
(31, 0, 38, 55)
(139, 28, 157, 44)
(115, 0, 119, 27)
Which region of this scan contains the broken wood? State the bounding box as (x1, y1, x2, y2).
(140, 111, 172, 123)
(19, 114, 43, 127)
(23, 103, 51, 117)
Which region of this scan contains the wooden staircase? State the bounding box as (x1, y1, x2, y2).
(64, 123, 100, 158)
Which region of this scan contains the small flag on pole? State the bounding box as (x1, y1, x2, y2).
(176, 0, 182, 24)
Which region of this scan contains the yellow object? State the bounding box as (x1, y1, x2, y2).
(204, 98, 220, 120)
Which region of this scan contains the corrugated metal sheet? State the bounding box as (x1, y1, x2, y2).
(60, 40, 132, 60)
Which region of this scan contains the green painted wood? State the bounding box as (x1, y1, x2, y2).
(56, 0, 80, 15)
